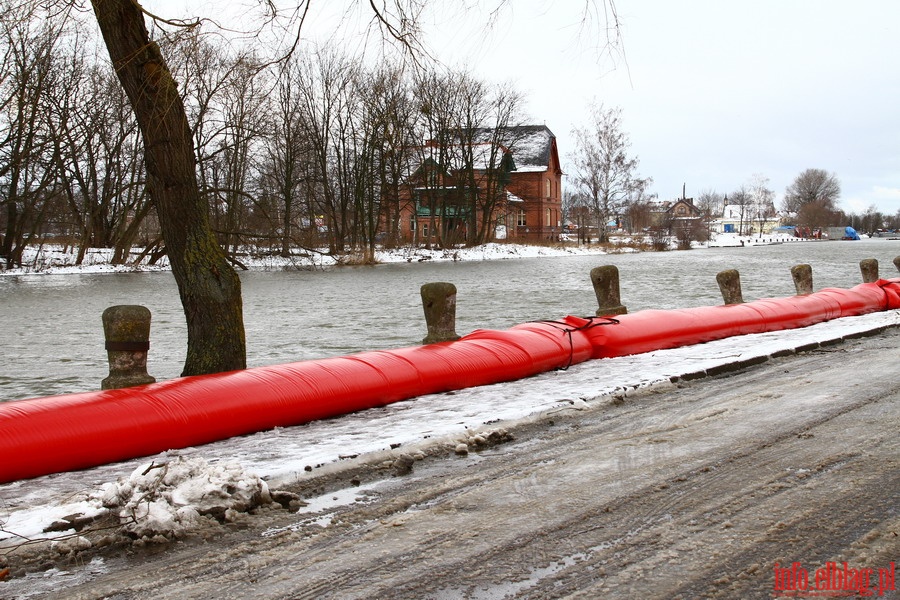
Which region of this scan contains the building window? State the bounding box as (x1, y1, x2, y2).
(422, 223, 429, 238)
(545, 178, 551, 198)
(409, 215, 416, 232)
(517, 210, 527, 227)
(545, 208, 551, 227)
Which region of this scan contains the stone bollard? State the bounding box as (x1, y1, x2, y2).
(859, 258, 879, 283)
(590, 265, 627, 316)
(791, 264, 813, 295)
(101, 305, 155, 390)
(894, 256, 900, 274)
(716, 269, 744, 305)
(421, 282, 461, 344)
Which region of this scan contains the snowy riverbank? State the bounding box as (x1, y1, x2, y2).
(0, 242, 637, 276)
(2, 233, 828, 276)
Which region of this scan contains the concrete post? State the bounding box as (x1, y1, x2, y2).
(894, 256, 900, 274)
(859, 258, 879, 283)
(421, 282, 461, 344)
(101, 305, 155, 390)
(590, 265, 628, 316)
(716, 269, 744, 305)
(791, 264, 813, 295)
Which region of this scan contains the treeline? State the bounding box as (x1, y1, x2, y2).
(0, 3, 526, 269)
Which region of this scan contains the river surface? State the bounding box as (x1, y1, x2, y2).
(1, 238, 898, 401)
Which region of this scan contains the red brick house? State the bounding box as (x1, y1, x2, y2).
(503, 125, 564, 241)
(399, 125, 563, 245)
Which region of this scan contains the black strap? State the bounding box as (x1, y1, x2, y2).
(529, 317, 620, 370)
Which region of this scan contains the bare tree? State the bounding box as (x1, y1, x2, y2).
(696, 188, 724, 219)
(623, 195, 654, 235)
(468, 88, 526, 245)
(0, 2, 66, 268)
(49, 56, 150, 265)
(345, 62, 420, 258)
(782, 168, 841, 220)
(568, 104, 648, 243)
(207, 54, 269, 259)
(343, 64, 384, 260)
(259, 54, 317, 256)
(727, 186, 753, 236)
(366, 64, 417, 249)
(887, 210, 900, 231)
(849, 204, 884, 235)
(296, 47, 363, 254)
(406, 68, 525, 248)
(562, 188, 590, 242)
(90, 0, 246, 376)
(412, 68, 467, 248)
(748, 173, 775, 238)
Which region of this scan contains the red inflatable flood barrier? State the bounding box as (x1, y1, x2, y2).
(582, 279, 900, 358)
(0, 320, 595, 483)
(1, 279, 898, 484)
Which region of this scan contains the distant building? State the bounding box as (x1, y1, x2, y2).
(665, 197, 703, 221)
(712, 204, 782, 235)
(398, 125, 563, 245)
(645, 196, 703, 229)
(718, 204, 751, 234)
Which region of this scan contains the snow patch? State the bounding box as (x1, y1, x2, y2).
(91, 456, 271, 539)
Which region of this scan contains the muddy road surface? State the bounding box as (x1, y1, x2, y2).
(5, 329, 899, 599)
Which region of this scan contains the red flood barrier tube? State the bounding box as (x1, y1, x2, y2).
(0, 279, 898, 484)
(0, 319, 594, 484)
(579, 279, 900, 358)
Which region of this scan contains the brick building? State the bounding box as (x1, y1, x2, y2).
(503, 125, 563, 241)
(399, 125, 562, 244)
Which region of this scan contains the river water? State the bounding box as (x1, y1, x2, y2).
(1, 239, 898, 401)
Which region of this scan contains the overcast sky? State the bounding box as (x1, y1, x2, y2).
(149, 0, 900, 216)
(428, 0, 900, 215)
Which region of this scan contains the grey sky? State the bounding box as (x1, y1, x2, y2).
(431, 1, 900, 215)
(149, 0, 900, 216)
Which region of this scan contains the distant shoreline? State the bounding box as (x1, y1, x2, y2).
(0, 241, 624, 276)
(0, 233, 848, 277)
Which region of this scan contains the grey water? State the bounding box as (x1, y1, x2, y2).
(1, 238, 898, 401)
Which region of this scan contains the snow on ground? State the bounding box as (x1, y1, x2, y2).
(372, 241, 638, 263)
(0, 242, 632, 276)
(2, 234, 821, 276)
(93, 457, 271, 539)
(707, 232, 806, 247)
(1, 308, 897, 552)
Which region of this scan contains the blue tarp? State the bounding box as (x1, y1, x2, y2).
(844, 226, 860, 240)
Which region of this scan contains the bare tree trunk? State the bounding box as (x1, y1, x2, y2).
(91, 0, 245, 375)
(112, 196, 153, 264)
